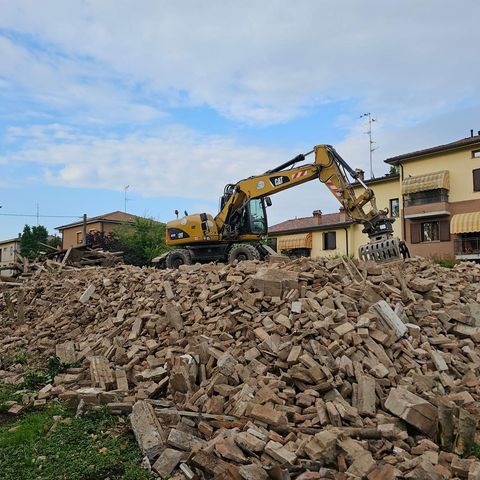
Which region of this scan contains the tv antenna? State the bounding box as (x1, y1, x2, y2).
(360, 113, 378, 179)
(124, 185, 130, 212)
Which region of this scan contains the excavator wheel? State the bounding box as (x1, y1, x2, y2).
(228, 243, 261, 264)
(165, 249, 193, 269)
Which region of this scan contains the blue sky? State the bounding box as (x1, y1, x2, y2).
(1, 0, 480, 238)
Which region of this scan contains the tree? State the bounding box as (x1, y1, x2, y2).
(115, 217, 169, 265)
(20, 225, 49, 259)
(389, 165, 399, 176)
(86, 217, 169, 266)
(47, 235, 62, 249)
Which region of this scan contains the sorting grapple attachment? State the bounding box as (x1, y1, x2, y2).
(359, 237, 410, 263)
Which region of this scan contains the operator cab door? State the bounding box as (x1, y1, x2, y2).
(239, 198, 268, 236)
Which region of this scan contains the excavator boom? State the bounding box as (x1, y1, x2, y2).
(158, 144, 409, 268)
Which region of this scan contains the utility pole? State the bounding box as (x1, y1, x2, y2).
(124, 185, 130, 212)
(360, 113, 378, 179)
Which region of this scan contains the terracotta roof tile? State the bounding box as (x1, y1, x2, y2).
(269, 212, 348, 233)
(56, 211, 140, 230)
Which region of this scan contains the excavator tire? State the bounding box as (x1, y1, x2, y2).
(228, 243, 261, 264)
(166, 249, 193, 269)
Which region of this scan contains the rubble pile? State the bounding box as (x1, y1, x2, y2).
(1, 256, 480, 479)
(1, 245, 123, 280)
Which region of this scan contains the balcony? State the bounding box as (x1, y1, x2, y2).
(404, 189, 449, 207)
(454, 237, 480, 260)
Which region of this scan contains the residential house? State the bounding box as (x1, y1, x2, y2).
(269, 209, 352, 258)
(0, 237, 21, 277)
(269, 131, 480, 261)
(385, 132, 480, 260)
(57, 211, 139, 250)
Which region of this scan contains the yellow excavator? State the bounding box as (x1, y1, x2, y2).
(154, 144, 409, 268)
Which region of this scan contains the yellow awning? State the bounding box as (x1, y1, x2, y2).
(451, 212, 480, 234)
(277, 233, 312, 251)
(402, 170, 450, 195)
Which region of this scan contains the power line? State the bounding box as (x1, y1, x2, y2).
(0, 213, 82, 218)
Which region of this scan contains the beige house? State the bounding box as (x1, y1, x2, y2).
(0, 237, 21, 277)
(57, 211, 139, 249)
(385, 133, 480, 260)
(270, 132, 480, 261)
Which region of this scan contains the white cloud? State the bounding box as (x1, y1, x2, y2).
(0, 33, 164, 123)
(0, 1, 479, 125)
(3, 124, 283, 195)
(0, 123, 343, 224)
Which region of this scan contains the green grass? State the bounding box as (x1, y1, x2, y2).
(0, 350, 29, 369)
(467, 443, 480, 459)
(0, 397, 153, 480)
(0, 384, 23, 413)
(430, 254, 457, 268)
(22, 355, 83, 390)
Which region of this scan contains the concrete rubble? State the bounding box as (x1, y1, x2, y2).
(1, 256, 480, 478)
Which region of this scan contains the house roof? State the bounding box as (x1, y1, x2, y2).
(385, 134, 480, 165)
(0, 237, 21, 245)
(351, 173, 399, 187)
(269, 212, 351, 235)
(56, 211, 139, 230)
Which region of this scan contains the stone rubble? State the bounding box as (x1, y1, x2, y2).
(1, 256, 480, 478)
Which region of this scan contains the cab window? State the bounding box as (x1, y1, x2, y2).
(249, 199, 267, 235)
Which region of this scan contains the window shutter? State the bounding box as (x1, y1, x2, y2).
(324, 232, 337, 250)
(439, 220, 450, 242)
(410, 223, 421, 244)
(473, 169, 480, 192)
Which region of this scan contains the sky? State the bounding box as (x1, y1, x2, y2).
(1, 0, 480, 238)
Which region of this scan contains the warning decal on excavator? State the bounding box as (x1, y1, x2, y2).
(292, 170, 308, 179)
(326, 180, 343, 199)
(269, 175, 290, 187)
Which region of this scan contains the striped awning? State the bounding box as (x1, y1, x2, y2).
(402, 170, 450, 195)
(277, 233, 312, 251)
(451, 212, 480, 234)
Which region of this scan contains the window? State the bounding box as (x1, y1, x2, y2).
(286, 248, 311, 258)
(247, 199, 267, 235)
(324, 231, 336, 250)
(472, 149, 480, 158)
(76, 232, 83, 244)
(422, 222, 439, 242)
(411, 220, 450, 244)
(389, 198, 399, 217)
(404, 189, 449, 207)
(474, 168, 480, 192)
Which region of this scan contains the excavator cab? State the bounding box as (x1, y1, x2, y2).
(238, 198, 268, 236)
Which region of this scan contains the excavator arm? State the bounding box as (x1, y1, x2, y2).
(215, 144, 409, 262)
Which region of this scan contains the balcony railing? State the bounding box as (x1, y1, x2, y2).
(454, 238, 480, 257)
(404, 189, 449, 207)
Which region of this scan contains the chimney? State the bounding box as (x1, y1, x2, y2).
(471, 129, 474, 137)
(339, 207, 346, 222)
(312, 210, 322, 225)
(355, 168, 365, 181)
